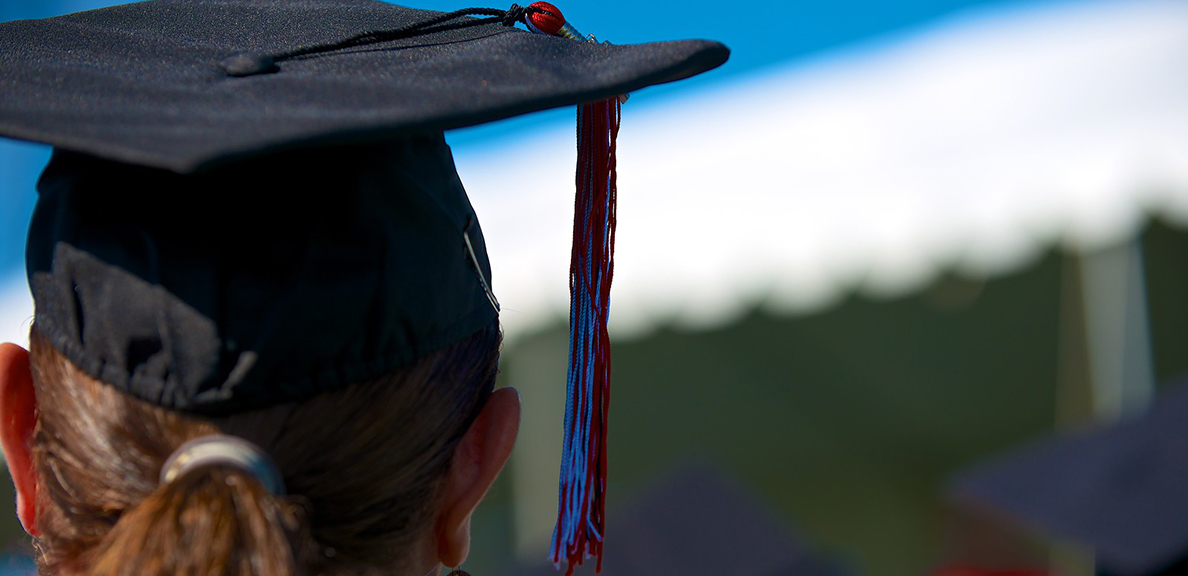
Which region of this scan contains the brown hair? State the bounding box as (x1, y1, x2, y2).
(27, 321, 501, 576)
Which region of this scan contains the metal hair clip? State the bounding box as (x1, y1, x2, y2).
(161, 435, 286, 495)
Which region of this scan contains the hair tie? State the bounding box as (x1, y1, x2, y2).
(160, 435, 286, 495)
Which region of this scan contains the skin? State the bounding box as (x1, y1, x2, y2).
(0, 343, 38, 539)
(0, 342, 521, 576)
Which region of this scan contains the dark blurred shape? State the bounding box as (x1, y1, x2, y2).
(927, 567, 1054, 576)
(499, 460, 851, 576)
(949, 376, 1188, 576)
(924, 274, 986, 312)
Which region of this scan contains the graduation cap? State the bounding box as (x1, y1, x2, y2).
(0, 0, 728, 572)
(496, 461, 854, 576)
(948, 376, 1188, 576)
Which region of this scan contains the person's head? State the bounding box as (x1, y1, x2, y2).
(0, 319, 520, 576)
(1, 136, 519, 575)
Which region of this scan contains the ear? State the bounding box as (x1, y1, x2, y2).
(0, 343, 39, 537)
(436, 387, 520, 568)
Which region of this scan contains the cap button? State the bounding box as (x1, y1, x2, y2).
(220, 53, 278, 77)
(527, 2, 565, 36)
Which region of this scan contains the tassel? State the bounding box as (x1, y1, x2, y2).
(522, 4, 620, 572)
(551, 95, 620, 575)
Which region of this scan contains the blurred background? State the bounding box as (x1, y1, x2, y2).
(2, 0, 1187, 575)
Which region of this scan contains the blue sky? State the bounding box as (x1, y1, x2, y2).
(0, 0, 1053, 276)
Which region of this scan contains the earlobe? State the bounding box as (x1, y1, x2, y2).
(0, 343, 40, 537)
(436, 387, 521, 568)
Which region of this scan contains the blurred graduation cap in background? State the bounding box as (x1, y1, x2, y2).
(948, 376, 1188, 576)
(496, 460, 853, 576)
(0, 0, 727, 571)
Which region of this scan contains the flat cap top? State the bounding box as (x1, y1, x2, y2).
(0, 0, 728, 173)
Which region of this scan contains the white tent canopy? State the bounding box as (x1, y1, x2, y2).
(2, 0, 1186, 348)
(458, 0, 1188, 343)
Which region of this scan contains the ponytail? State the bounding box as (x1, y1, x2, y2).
(88, 467, 317, 576)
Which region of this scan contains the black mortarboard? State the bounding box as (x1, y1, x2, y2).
(0, 0, 728, 571)
(0, 0, 726, 173)
(948, 377, 1188, 576)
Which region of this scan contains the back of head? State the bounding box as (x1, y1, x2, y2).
(1, 2, 730, 574)
(27, 320, 501, 576)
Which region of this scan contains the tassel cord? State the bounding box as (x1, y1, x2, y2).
(268, 4, 553, 63)
(552, 97, 619, 575)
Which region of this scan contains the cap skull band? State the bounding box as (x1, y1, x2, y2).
(0, 0, 728, 572)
